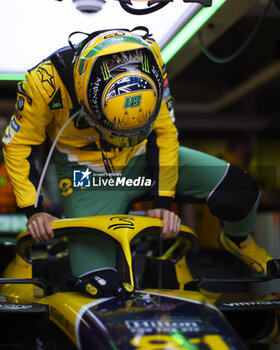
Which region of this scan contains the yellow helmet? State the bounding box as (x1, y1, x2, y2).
(73, 29, 163, 147)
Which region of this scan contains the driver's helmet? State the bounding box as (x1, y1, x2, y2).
(73, 30, 163, 147)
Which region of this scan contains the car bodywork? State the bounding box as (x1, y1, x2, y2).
(0, 215, 280, 349)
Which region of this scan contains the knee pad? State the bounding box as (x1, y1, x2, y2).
(207, 164, 259, 221)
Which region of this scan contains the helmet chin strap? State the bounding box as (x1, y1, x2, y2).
(99, 138, 115, 179)
(76, 107, 116, 178)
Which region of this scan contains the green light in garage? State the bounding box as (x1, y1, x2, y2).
(0, 73, 25, 81)
(161, 0, 227, 63)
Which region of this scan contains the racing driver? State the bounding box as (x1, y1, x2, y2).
(2, 28, 273, 276)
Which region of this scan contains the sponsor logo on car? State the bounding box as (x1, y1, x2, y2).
(0, 304, 32, 310)
(223, 301, 280, 307)
(125, 319, 202, 333)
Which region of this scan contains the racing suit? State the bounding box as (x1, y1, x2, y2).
(2, 37, 259, 275)
(2, 38, 179, 218)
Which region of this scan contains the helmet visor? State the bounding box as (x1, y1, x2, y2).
(86, 47, 163, 127)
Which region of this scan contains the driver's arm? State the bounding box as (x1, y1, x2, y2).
(146, 41, 180, 237)
(3, 65, 57, 241)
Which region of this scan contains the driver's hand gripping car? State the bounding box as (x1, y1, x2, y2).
(2, 27, 274, 277)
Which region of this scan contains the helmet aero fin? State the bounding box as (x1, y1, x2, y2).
(73, 27, 163, 147)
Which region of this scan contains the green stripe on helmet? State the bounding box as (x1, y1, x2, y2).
(84, 36, 149, 60)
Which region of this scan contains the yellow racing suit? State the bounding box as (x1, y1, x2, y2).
(2, 38, 179, 218)
(2, 33, 264, 278)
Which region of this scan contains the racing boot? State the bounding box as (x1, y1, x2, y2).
(218, 231, 273, 275)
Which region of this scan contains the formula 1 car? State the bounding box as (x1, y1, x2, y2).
(0, 215, 280, 349)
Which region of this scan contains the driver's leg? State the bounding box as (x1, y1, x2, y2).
(176, 146, 273, 275)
